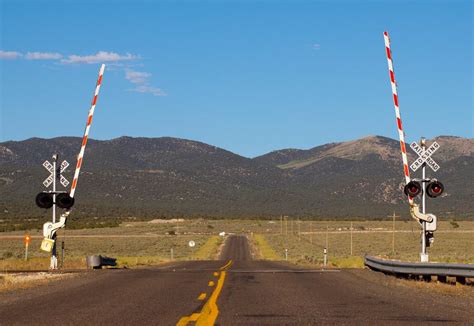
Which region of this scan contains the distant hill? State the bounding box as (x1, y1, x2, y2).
(0, 135, 472, 220)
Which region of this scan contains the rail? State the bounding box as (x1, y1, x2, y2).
(365, 255, 474, 283)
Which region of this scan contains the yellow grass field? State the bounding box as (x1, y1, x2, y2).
(1, 218, 473, 270)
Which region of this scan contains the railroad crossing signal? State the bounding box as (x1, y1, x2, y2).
(43, 160, 70, 187)
(410, 141, 440, 172)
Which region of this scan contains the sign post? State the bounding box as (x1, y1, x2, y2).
(24, 234, 31, 261)
(188, 240, 196, 259)
(410, 138, 441, 262)
(42, 154, 69, 269)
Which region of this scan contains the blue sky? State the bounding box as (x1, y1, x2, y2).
(0, 0, 472, 157)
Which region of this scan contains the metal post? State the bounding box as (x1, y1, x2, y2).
(285, 248, 288, 261)
(310, 221, 313, 245)
(420, 138, 429, 262)
(25, 243, 29, 261)
(52, 155, 56, 225)
(323, 248, 327, 267)
(170, 248, 174, 261)
(61, 241, 65, 268)
(326, 225, 329, 250)
(50, 154, 58, 270)
(350, 221, 353, 256)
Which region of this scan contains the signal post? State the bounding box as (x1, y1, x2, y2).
(35, 154, 74, 269)
(403, 138, 444, 262)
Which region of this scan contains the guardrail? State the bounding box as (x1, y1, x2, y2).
(86, 255, 117, 269)
(365, 255, 474, 284)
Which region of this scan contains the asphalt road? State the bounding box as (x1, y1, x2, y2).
(1, 235, 472, 325)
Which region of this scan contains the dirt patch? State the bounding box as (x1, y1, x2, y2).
(347, 268, 474, 298)
(148, 218, 185, 224)
(0, 272, 76, 293)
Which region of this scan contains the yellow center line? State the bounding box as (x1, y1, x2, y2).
(219, 259, 233, 271)
(197, 293, 207, 301)
(195, 271, 226, 326)
(177, 262, 230, 326)
(188, 313, 201, 322)
(208, 281, 215, 287)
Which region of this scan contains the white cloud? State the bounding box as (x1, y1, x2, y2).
(129, 85, 167, 96)
(125, 70, 151, 84)
(61, 51, 138, 64)
(0, 50, 23, 59)
(25, 52, 63, 60)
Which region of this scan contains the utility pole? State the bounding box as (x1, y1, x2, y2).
(280, 215, 283, 235)
(298, 218, 301, 240)
(388, 212, 399, 255)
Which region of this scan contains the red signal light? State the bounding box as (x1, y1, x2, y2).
(427, 180, 444, 198)
(403, 181, 422, 197)
(35, 192, 54, 209)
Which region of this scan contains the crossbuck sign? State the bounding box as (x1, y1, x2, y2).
(43, 160, 70, 188)
(410, 141, 440, 172)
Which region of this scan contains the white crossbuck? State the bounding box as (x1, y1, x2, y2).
(43, 160, 70, 188)
(409, 141, 440, 172)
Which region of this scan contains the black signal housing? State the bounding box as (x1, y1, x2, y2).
(403, 181, 422, 197)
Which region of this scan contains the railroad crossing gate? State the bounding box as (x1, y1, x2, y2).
(410, 141, 440, 172)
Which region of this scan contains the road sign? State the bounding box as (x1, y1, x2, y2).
(188, 240, 196, 248)
(410, 141, 440, 172)
(60, 161, 70, 187)
(43, 159, 70, 188)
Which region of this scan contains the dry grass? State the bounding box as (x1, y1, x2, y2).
(1, 219, 473, 270)
(251, 234, 280, 260)
(192, 236, 224, 260)
(249, 220, 474, 268)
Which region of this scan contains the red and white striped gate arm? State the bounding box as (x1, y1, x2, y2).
(383, 31, 413, 205)
(70, 63, 105, 198)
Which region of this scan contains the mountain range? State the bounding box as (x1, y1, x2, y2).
(0, 135, 472, 220)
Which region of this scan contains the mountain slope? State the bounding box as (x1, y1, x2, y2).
(0, 135, 472, 220)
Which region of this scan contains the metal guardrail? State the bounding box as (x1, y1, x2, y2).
(365, 255, 474, 279)
(86, 255, 117, 269)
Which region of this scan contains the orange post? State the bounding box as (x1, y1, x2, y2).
(24, 234, 31, 261)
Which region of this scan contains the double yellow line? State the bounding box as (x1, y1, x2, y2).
(219, 259, 233, 271)
(177, 260, 233, 326)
